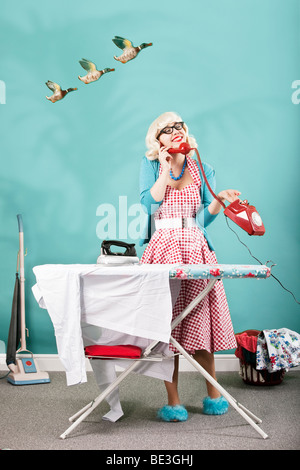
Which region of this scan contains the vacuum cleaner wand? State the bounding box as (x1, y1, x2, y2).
(17, 214, 27, 353)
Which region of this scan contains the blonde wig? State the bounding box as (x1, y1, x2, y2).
(145, 111, 197, 160)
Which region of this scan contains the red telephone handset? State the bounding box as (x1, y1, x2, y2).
(168, 143, 191, 155)
(168, 142, 265, 236)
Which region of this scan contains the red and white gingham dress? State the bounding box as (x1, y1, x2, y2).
(141, 156, 237, 354)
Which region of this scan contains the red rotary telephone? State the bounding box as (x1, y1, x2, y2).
(168, 142, 265, 236)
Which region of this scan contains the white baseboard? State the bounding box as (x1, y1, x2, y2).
(0, 353, 240, 373)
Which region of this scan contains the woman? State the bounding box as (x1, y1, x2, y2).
(139, 112, 240, 422)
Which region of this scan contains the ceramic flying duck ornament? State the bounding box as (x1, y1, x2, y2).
(78, 58, 115, 84)
(112, 36, 153, 64)
(45, 80, 77, 103)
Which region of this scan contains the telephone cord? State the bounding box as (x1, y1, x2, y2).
(225, 217, 300, 305)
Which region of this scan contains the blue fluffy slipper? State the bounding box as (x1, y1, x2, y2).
(203, 396, 229, 415)
(157, 405, 188, 422)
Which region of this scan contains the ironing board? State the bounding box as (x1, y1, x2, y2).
(32, 263, 271, 440)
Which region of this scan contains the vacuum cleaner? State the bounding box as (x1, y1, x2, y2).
(6, 214, 50, 385)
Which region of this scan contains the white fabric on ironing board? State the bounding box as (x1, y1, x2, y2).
(32, 264, 174, 386)
(80, 264, 173, 341)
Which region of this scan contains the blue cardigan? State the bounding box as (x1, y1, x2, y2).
(139, 156, 218, 250)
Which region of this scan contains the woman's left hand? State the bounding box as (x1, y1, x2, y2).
(217, 189, 241, 204)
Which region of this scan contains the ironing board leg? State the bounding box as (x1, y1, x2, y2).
(60, 359, 142, 439)
(69, 401, 94, 423)
(170, 336, 268, 439)
(60, 337, 161, 439)
(61, 277, 268, 439)
(67, 339, 162, 424)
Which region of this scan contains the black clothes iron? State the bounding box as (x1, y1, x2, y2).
(97, 240, 140, 265)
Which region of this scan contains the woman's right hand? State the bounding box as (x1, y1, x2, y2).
(150, 147, 171, 201)
(158, 146, 172, 172)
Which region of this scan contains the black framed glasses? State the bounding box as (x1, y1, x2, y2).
(157, 122, 184, 139)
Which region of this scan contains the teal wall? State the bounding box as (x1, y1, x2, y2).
(0, 0, 299, 354)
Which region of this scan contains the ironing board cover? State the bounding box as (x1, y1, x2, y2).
(169, 264, 271, 279)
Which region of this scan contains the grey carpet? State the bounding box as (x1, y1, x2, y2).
(1, 370, 299, 451)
